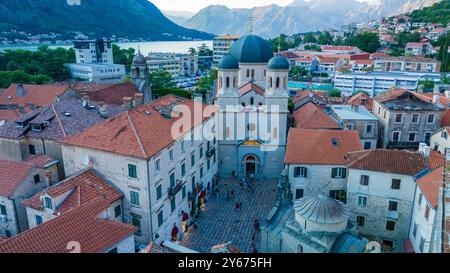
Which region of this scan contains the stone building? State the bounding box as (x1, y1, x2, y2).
(22, 169, 123, 230)
(131, 49, 153, 103)
(60, 95, 218, 246)
(0, 156, 58, 238)
(430, 127, 450, 154)
(260, 193, 369, 253)
(408, 164, 444, 253)
(329, 105, 378, 150)
(345, 149, 430, 252)
(285, 128, 362, 202)
(373, 88, 444, 149)
(215, 34, 289, 179)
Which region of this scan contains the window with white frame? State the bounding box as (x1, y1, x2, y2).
(427, 113, 435, 124)
(395, 113, 403, 123)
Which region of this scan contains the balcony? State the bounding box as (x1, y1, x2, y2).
(206, 147, 216, 158)
(168, 180, 184, 198)
(387, 141, 421, 149)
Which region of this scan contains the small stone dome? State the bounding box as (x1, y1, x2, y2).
(229, 34, 273, 63)
(294, 194, 350, 225)
(267, 55, 290, 70)
(218, 54, 239, 70)
(133, 49, 146, 65)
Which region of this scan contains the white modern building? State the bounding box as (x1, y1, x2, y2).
(66, 63, 126, 83)
(147, 53, 198, 78)
(73, 39, 114, 64)
(431, 127, 450, 154)
(213, 35, 240, 66)
(334, 71, 447, 97)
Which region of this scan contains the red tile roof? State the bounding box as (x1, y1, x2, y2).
(293, 102, 339, 129)
(353, 59, 374, 65)
(25, 154, 58, 168)
(0, 84, 69, 107)
(442, 109, 450, 127)
(0, 160, 36, 197)
(346, 150, 427, 176)
(62, 95, 216, 159)
(0, 109, 21, 121)
(22, 169, 122, 213)
(0, 198, 136, 253)
(374, 88, 409, 103)
(414, 93, 450, 106)
(281, 51, 300, 59)
(347, 92, 373, 112)
(77, 82, 140, 105)
(429, 151, 445, 170)
(417, 166, 444, 209)
(285, 128, 361, 165)
(239, 82, 265, 96)
(321, 46, 356, 51)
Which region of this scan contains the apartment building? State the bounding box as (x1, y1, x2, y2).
(213, 35, 240, 66)
(374, 56, 441, 73)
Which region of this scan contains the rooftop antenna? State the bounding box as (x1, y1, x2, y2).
(248, 15, 254, 35)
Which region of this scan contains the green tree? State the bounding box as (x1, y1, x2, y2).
(303, 33, 317, 44)
(318, 32, 333, 45)
(148, 71, 174, 90)
(188, 47, 197, 56)
(113, 44, 135, 72)
(346, 32, 381, 53)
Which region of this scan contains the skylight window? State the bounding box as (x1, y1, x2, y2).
(332, 139, 339, 146)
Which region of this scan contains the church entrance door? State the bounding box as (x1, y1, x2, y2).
(244, 155, 258, 178)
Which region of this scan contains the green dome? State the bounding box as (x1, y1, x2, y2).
(218, 54, 239, 70)
(229, 35, 273, 63)
(268, 55, 290, 70)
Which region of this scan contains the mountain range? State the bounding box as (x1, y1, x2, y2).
(182, 0, 442, 38)
(0, 0, 212, 41)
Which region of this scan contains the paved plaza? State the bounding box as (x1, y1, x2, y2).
(179, 178, 278, 253)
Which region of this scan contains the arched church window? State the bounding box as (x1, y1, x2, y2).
(269, 77, 273, 88)
(276, 77, 280, 88)
(135, 68, 140, 78)
(250, 97, 254, 105)
(233, 77, 237, 88)
(283, 76, 287, 89)
(242, 102, 246, 107)
(219, 76, 223, 89)
(251, 69, 255, 78)
(246, 69, 250, 78)
(226, 77, 230, 88)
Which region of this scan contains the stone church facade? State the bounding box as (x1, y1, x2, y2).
(214, 35, 290, 179)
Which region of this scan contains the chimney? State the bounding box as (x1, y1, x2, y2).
(81, 92, 90, 108)
(433, 95, 440, 104)
(123, 96, 133, 110)
(134, 93, 144, 107)
(445, 91, 450, 99)
(98, 102, 108, 119)
(16, 84, 25, 97)
(418, 142, 431, 158)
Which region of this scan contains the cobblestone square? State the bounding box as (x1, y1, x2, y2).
(180, 178, 278, 253)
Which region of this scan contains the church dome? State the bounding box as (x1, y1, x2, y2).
(294, 194, 350, 225)
(229, 35, 274, 64)
(218, 54, 239, 70)
(132, 49, 146, 65)
(268, 55, 290, 70)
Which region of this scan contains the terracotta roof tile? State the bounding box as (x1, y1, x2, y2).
(347, 150, 427, 176)
(441, 109, 450, 127)
(0, 198, 136, 253)
(0, 159, 36, 197)
(22, 169, 122, 213)
(429, 151, 445, 170)
(293, 102, 339, 129)
(25, 154, 58, 168)
(0, 84, 69, 107)
(0, 109, 21, 121)
(417, 166, 443, 209)
(62, 95, 216, 159)
(347, 92, 373, 112)
(285, 128, 361, 165)
(80, 82, 139, 105)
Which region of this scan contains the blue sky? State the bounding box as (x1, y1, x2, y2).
(151, 0, 370, 12)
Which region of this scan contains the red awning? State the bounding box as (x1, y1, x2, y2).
(171, 225, 179, 237)
(404, 239, 415, 253)
(182, 212, 189, 221)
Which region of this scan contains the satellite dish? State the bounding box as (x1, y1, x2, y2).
(81, 155, 90, 166)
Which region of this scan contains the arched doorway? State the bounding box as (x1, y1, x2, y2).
(243, 154, 259, 177)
